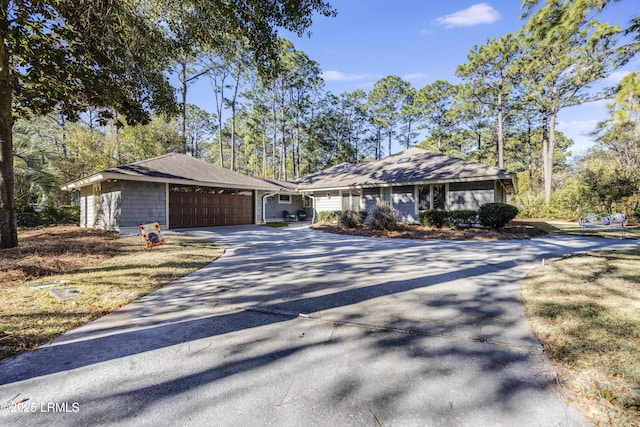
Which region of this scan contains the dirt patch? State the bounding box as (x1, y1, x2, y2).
(311, 221, 546, 241)
(0, 227, 122, 290)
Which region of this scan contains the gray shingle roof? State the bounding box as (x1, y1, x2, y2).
(63, 148, 516, 193)
(67, 153, 284, 191)
(293, 147, 516, 190)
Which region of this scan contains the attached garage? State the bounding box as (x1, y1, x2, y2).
(169, 185, 254, 228)
(63, 153, 286, 231)
(64, 148, 517, 231)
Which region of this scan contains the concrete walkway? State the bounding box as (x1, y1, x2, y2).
(1, 225, 637, 426)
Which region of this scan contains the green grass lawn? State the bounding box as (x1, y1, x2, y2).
(261, 222, 289, 228)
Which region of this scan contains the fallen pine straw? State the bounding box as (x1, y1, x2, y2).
(0, 227, 121, 289)
(0, 226, 223, 361)
(311, 222, 546, 240)
(521, 248, 640, 426)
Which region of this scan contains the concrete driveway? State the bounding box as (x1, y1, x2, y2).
(1, 225, 637, 426)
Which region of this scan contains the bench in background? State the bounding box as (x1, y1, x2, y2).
(579, 213, 626, 238)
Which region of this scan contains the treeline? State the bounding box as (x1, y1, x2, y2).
(12, 0, 640, 220)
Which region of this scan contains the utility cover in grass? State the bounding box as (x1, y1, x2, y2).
(27, 280, 70, 289)
(48, 288, 86, 301)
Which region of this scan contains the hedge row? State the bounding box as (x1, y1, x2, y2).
(318, 210, 368, 225)
(316, 203, 519, 230)
(419, 203, 518, 229)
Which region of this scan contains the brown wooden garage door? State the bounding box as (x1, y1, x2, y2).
(169, 185, 254, 228)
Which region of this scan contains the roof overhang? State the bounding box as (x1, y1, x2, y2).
(62, 169, 517, 195)
(61, 172, 111, 190)
(61, 172, 282, 192)
(297, 174, 518, 193)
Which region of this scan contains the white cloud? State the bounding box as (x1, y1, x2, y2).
(606, 70, 632, 84)
(557, 118, 600, 134)
(435, 3, 501, 28)
(556, 119, 601, 153)
(403, 72, 429, 81)
(321, 70, 368, 81)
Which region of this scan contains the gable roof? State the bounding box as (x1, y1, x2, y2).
(62, 153, 284, 191)
(63, 148, 517, 193)
(293, 147, 517, 191)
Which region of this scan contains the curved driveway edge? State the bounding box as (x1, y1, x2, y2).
(1, 225, 637, 426)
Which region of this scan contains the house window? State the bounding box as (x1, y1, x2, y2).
(278, 194, 292, 204)
(433, 184, 445, 210)
(418, 186, 430, 210)
(351, 190, 361, 210)
(382, 187, 391, 205)
(170, 186, 193, 193)
(303, 196, 311, 208)
(341, 190, 361, 210)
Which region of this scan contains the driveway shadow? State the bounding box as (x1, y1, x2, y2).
(1, 226, 637, 426)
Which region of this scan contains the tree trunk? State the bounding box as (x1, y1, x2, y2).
(271, 104, 277, 179)
(217, 118, 224, 168)
(527, 117, 533, 192)
(180, 60, 188, 154)
(231, 102, 236, 171)
(262, 132, 267, 178)
(354, 134, 359, 162)
(497, 106, 504, 169)
(211, 71, 226, 168)
(541, 112, 552, 204)
(294, 118, 300, 179)
(0, 13, 18, 248)
(545, 111, 557, 204)
(280, 106, 287, 181)
(496, 83, 504, 169)
(230, 72, 241, 171)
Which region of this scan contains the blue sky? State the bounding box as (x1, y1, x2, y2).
(189, 1, 639, 157)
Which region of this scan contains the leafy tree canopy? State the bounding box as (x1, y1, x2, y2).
(0, 0, 335, 248)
